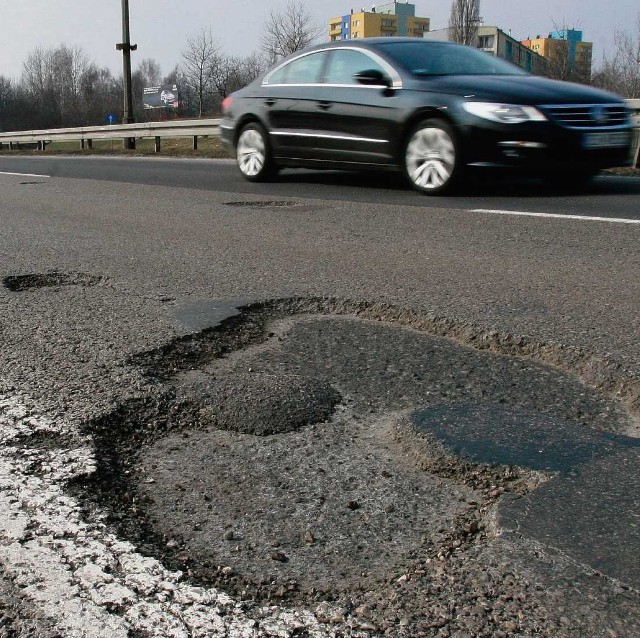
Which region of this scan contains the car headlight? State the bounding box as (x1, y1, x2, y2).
(462, 102, 547, 124)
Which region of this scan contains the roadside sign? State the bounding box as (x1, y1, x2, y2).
(143, 85, 179, 109)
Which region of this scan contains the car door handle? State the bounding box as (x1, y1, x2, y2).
(317, 101, 332, 111)
(264, 98, 277, 107)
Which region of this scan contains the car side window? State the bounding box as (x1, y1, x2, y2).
(324, 49, 387, 85)
(266, 52, 327, 85)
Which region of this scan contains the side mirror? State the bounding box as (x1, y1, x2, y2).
(354, 69, 391, 87)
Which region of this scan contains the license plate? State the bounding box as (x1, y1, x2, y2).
(582, 131, 629, 149)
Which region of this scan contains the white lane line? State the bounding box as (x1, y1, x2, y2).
(0, 392, 331, 637)
(470, 209, 640, 225)
(0, 171, 50, 178)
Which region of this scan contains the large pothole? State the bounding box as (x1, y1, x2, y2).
(71, 304, 637, 623)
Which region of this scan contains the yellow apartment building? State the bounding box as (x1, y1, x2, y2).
(329, 2, 430, 41)
(522, 30, 593, 80)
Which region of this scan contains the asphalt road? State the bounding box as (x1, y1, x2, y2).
(0, 156, 639, 636)
(1, 154, 640, 219)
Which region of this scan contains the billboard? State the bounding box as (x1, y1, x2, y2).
(143, 84, 179, 109)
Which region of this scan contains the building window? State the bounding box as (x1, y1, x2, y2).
(353, 19, 360, 26)
(478, 35, 494, 49)
(506, 41, 513, 59)
(344, 22, 349, 28)
(382, 19, 395, 27)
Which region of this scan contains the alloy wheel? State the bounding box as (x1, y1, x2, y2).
(405, 124, 456, 192)
(237, 128, 266, 178)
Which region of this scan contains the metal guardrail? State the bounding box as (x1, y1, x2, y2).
(1, 101, 639, 165)
(0, 118, 221, 152)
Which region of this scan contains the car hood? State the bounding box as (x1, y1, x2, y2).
(407, 74, 624, 105)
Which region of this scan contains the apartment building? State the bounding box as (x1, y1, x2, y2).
(423, 26, 548, 75)
(522, 30, 593, 81)
(329, 2, 430, 41)
(477, 26, 548, 74)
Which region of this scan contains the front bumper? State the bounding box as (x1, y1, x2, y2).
(219, 122, 235, 153)
(461, 121, 634, 171)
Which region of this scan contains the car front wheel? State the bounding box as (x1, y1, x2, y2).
(236, 122, 276, 182)
(403, 119, 462, 195)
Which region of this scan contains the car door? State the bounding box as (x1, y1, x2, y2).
(312, 47, 403, 166)
(259, 51, 329, 160)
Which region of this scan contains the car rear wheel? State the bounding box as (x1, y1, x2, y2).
(236, 122, 276, 182)
(404, 119, 461, 195)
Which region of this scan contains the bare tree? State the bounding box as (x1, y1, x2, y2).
(592, 14, 640, 97)
(448, 0, 481, 46)
(236, 52, 265, 88)
(21, 47, 53, 126)
(138, 58, 162, 86)
(211, 52, 264, 107)
(21, 45, 94, 127)
(51, 45, 92, 125)
(7, 44, 120, 129)
(0, 76, 17, 131)
(181, 28, 219, 117)
(131, 58, 164, 119)
(80, 66, 121, 125)
(261, 0, 322, 64)
(543, 36, 572, 81)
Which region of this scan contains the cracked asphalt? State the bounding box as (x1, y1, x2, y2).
(0, 164, 639, 636)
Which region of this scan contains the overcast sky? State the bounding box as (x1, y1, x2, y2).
(1, 0, 638, 79)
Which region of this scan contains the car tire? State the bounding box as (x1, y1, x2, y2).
(403, 119, 462, 195)
(236, 122, 276, 182)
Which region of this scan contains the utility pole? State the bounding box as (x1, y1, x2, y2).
(116, 0, 137, 149)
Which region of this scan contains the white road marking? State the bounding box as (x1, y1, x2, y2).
(469, 209, 640, 225)
(0, 393, 332, 637)
(0, 171, 50, 178)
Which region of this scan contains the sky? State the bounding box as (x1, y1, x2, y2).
(0, 0, 638, 80)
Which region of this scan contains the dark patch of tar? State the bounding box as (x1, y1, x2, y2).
(223, 200, 299, 207)
(3, 271, 104, 292)
(413, 403, 640, 474)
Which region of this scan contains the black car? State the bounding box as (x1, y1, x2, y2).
(220, 39, 633, 194)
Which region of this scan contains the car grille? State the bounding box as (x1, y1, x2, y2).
(539, 104, 630, 129)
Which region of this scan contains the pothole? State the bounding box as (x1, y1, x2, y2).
(3, 271, 104, 292)
(70, 301, 638, 623)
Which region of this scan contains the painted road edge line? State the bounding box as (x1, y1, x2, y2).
(469, 209, 640, 225)
(0, 171, 50, 178)
(0, 392, 331, 637)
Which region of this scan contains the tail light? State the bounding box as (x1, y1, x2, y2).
(221, 96, 233, 114)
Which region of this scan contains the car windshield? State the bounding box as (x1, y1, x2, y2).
(376, 41, 528, 77)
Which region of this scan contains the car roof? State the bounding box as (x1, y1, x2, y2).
(269, 38, 465, 69)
